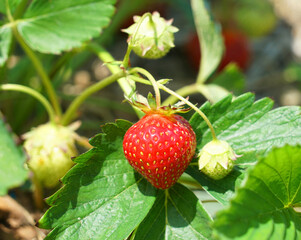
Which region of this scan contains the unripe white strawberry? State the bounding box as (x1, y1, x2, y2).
(23, 123, 78, 188)
(122, 11, 178, 59)
(198, 140, 240, 180)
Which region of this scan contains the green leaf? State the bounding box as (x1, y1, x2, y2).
(213, 145, 301, 240)
(0, 27, 12, 67)
(186, 165, 246, 206)
(0, 117, 27, 195)
(191, 0, 224, 83)
(187, 93, 301, 205)
(16, 0, 116, 54)
(0, 0, 22, 14)
(134, 184, 212, 240)
(0, 2, 4, 13)
(39, 120, 158, 240)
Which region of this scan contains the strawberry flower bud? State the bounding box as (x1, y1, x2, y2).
(122, 11, 178, 59)
(23, 122, 78, 188)
(198, 139, 240, 180)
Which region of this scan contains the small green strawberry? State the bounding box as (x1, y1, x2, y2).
(23, 122, 78, 188)
(123, 93, 196, 189)
(198, 139, 240, 180)
(122, 11, 178, 59)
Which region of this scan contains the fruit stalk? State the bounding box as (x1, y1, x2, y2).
(9, 26, 62, 118)
(158, 82, 217, 140)
(131, 67, 161, 108)
(88, 43, 135, 97)
(122, 13, 151, 68)
(162, 84, 199, 106)
(87, 43, 144, 118)
(128, 70, 217, 140)
(32, 176, 44, 210)
(6, 0, 61, 117)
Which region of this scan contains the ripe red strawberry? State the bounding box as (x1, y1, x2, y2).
(123, 109, 196, 189)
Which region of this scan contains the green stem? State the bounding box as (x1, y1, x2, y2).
(122, 12, 157, 69)
(130, 67, 161, 108)
(61, 71, 126, 125)
(158, 82, 217, 140)
(0, 84, 56, 123)
(130, 13, 152, 46)
(202, 199, 218, 203)
(87, 43, 144, 118)
(87, 43, 133, 95)
(122, 46, 132, 69)
(5, 0, 14, 22)
(128, 73, 217, 140)
(87, 43, 119, 72)
(164, 189, 169, 225)
(6, 4, 62, 117)
(32, 177, 44, 210)
(129, 228, 138, 240)
(162, 84, 199, 106)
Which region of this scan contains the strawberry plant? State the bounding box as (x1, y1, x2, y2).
(0, 0, 300, 239)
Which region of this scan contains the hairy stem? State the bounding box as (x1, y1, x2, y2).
(122, 12, 157, 69)
(11, 27, 62, 117)
(87, 43, 134, 96)
(130, 67, 161, 108)
(164, 189, 169, 225)
(0, 84, 56, 123)
(5, 0, 14, 22)
(88, 43, 144, 117)
(32, 177, 44, 210)
(128, 73, 217, 140)
(162, 84, 199, 106)
(5, 0, 62, 118)
(158, 83, 217, 140)
(202, 199, 218, 203)
(121, 46, 132, 69)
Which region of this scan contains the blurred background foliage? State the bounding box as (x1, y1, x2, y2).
(0, 0, 300, 136)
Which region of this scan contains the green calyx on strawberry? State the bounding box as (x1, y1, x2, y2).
(122, 11, 178, 59)
(23, 122, 79, 188)
(198, 139, 241, 180)
(123, 93, 196, 189)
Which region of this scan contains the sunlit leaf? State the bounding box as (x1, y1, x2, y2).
(213, 145, 301, 239)
(187, 93, 301, 205)
(16, 0, 116, 54)
(0, 27, 12, 67)
(39, 120, 158, 240)
(0, 117, 27, 195)
(134, 184, 212, 240)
